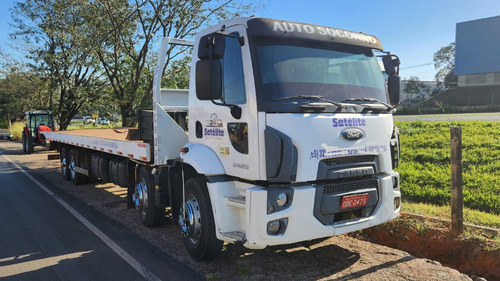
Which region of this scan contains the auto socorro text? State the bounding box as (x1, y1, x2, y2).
(272, 21, 378, 45)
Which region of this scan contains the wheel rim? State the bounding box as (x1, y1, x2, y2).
(61, 154, 68, 177)
(133, 178, 148, 216)
(70, 153, 76, 179)
(179, 194, 201, 244)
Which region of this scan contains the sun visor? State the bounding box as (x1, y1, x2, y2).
(247, 18, 383, 50)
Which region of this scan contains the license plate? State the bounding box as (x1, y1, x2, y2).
(340, 193, 369, 210)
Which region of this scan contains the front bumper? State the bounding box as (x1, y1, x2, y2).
(244, 171, 400, 249)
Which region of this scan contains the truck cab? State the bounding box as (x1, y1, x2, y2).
(153, 17, 401, 260)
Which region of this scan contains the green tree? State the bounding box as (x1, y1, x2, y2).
(85, 0, 260, 127)
(403, 76, 430, 103)
(161, 56, 191, 89)
(433, 42, 458, 88)
(11, 0, 107, 130)
(0, 69, 48, 128)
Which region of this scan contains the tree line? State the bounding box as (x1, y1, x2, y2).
(403, 42, 456, 105)
(0, 0, 259, 130)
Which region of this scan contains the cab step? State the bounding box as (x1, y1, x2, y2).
(224, 196, 246, 208)
(222, 231, 246, 242)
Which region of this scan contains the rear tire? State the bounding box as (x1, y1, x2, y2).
(21, 133, 27, 153)
(179, 177, 222, 261)
(69, 149, 87, 185)
(60, 147, 71, 180)
(26, 134, 34, 154)
(134, 167, 164, 226)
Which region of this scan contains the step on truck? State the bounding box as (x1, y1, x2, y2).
(45, 17, 402, 261)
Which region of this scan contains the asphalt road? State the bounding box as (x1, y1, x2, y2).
(0, 149, 202, 281)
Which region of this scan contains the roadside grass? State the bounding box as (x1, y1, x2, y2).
(11, 121, 24, 141)
(66, 124, 114, 130)
(402, 201, 500, 229)
(396, 120, 500, 216)
(67, 119, 116, 130)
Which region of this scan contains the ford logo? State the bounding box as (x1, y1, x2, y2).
(340, 128, 364, 141)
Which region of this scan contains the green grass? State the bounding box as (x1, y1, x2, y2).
(402, 202, 500, 229)
(397, 120, 500, 216)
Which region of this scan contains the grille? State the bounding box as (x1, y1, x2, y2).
(323, 155, 376, 166)
(323, 179, 378, 194)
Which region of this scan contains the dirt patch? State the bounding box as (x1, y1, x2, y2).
(354, 214, 500, 281)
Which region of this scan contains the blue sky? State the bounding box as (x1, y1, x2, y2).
(1, 0, 499, 81)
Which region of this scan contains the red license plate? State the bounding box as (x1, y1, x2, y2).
(340, 193, 369, 210)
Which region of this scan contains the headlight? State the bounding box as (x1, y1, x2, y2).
(268, 220, 281, 234)
(267, 218, 288, 235)
(276, 193, 288, 207)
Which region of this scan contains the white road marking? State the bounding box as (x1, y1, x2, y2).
(0, 152, 161, 281)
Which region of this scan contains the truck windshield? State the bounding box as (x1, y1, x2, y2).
(253, 40, 388, 112)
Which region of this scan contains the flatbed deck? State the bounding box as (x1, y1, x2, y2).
(45, 128, 151, 162)
(50, 128, 139, 141)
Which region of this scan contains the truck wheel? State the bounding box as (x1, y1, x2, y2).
(69, 149, 87, 185)
(134, 167, 164, 227)
(179, 177, 222, 261)
(60, 147, 71, 180)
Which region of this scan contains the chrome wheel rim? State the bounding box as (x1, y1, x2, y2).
(179, 195, 201, 244)
(70, 154, 76, 179)
(61, 157, 68, 177)
(133, 179, 148, 216)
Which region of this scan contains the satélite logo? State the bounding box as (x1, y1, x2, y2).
(332, 118, 366, 127)
(205, 113, 224, 137)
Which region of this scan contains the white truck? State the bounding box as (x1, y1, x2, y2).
(45, 17, 402, 261)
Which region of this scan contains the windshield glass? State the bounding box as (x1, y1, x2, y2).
(30, 114, 54, 128)
(253, 40, 388, 111)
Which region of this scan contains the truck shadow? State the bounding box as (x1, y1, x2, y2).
(213, 239, 361, 280)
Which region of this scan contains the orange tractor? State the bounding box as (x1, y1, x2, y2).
(22, 110, 56, 154)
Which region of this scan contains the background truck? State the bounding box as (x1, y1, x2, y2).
(45, 17, 402, 261)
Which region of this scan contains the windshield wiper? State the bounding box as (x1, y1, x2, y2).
(274, 95, 344, 108)
(342, 98, 395, 111)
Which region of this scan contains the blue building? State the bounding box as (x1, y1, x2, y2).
(455, 16, 500, 87)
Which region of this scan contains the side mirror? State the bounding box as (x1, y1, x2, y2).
(388, 75, 401, 106)
(382, 54, 400, 76)
(198, 33, 226, 59)
(195, 60, 222, 100)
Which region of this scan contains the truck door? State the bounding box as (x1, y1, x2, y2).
(192, 27, 260, 180)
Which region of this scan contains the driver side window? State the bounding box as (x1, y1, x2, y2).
(222, 36, 246, 105)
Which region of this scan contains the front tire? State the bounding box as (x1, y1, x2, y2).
(179, 177, 222, 261)
(134, 167, 164, 226)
